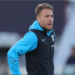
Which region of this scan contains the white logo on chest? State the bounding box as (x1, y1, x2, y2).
(51, 35, 54, 42)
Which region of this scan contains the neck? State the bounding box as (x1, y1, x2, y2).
(43, 29, 52, 33)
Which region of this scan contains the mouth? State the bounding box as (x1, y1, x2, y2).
(47, 24, 52, 26)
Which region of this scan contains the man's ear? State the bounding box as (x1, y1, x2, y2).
(38, 19, 40, 23)
(36, 16, 40, 23)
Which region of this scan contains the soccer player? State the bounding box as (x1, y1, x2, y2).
(7, 3, 56, 75)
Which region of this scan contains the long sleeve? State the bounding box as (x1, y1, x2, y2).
(7, 32, 38, 75)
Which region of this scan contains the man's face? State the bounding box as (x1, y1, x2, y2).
(37, 9, 54, 31)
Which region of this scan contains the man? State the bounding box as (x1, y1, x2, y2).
(7, 3, 56, 75)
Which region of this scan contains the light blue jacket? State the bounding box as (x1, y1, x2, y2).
(7, 20, 54, 75)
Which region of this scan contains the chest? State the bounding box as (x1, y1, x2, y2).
(35, 33, 55, 54)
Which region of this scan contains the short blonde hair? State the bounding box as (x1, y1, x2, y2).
(35, 3, 54, 16)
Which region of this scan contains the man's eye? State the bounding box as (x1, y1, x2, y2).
(45, 15, 49, 17)
(51, 15, 54, 17)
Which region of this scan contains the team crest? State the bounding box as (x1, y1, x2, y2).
(51, 35, 54, 42)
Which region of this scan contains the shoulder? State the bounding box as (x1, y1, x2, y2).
(24, 31, 38, 41)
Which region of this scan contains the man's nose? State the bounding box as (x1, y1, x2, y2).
(49, 16, 53, 21)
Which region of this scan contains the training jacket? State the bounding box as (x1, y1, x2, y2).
(7, 20, 55, 75)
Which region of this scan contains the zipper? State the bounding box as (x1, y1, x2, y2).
(48, 36, 52, 74)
